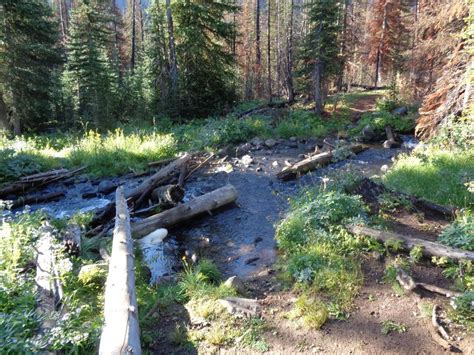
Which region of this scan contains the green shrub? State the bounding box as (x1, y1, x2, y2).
(438, 212, 474, 251)
(450, 292, 474, 329)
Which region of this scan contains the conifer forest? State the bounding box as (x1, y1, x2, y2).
(0, 0, 473, 353)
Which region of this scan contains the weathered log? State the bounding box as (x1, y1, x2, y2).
(62, 223, 82, 256)
(396, 268, 461, 298)
(0, 166, 86, 198)
(383, 125, 401, 149)
(432, 305, 451, 341)
(150, 184, 184, 208)
(218, 297, 259, 316)
(91, 154, 190, 227)
(348, 225, 474, 261)
(10, 191, 65, 209)
(99, 187, 141, 355)
(277, 144, 367, 180)
(131, 185, 238, 238)
(35, 222, 64, 310)
(353, 178, 455, 218)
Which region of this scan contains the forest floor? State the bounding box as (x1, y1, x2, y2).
(143, 95, 473, 354)
(2, 92, 472, 353)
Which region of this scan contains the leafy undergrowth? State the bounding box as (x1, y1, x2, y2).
(275, 185, 377, 327)
(139, 258, 270, 352)
(0, 211, 104, 353)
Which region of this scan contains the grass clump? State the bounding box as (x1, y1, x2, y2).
(288, 294, 329, 329)
(381, 320, 408, 335)
(276, 187, 370, 326)
(384, 147, 474, 208)
(450, 291, 474, 330)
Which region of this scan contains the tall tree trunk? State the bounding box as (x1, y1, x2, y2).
(166, 0, 178, 92)
(267, 0, 272, 103)
(286, 0, 295, 103)
(313, 61, 324, 115)
(131, 0, 136, 72)
(337, 0, 351, 91)
(374, 1, 388, 87)
(56, 0, 68, 44)
(255, 0, 262, 97)
(0, 91, 10, 132)
(276, 0, 281, 97)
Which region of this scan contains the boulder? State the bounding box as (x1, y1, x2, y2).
(240, 154, 254, 167)
(383, 139, 402, 149)
(265, 139, 277, 148)
(250, 137, 264, 147)
(97, 181, 117, 195)
(235, 142, 253, 157)
(392, 106, 408, 116)
(81, 187, 97, 199)
(224, 276, 246, 294)
(361, 124, 375, 142)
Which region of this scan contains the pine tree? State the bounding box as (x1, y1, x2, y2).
(173, 0, 238, 117)
(64, 0, 119, 128)
(0, 0, 62, 134)
(299, 0, 341, 115)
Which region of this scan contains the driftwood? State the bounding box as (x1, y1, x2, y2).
(218, 297, 259, 316)
(0, 166, 86, 198)
(277, 144, 367, 180)
(131, 185, 238, 238)
(396, 268, 462, 298)
(353, 178, 455, 219)
(10, 191, 65, 209)
(383, 125, 401, 148)
(99, 187, 141, 355)
(35, 223, 64, 309)
(150, 184, 184, 208)
(348, 225, 474, 261)
(91, 154, 190, 227)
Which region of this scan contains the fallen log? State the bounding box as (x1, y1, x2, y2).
(0, 166, 86, 198)
(396, 268, 462, 298)
(218, 297, 259, 316)
(91, 154, 190, 227)
(131, 185, 238, 238)
(277, 144, 367, 180)
(150, 184, 184, 208)
(99, 187, 141, 355)
(10, 191, 65, 209)
(352, 178, 455, 218)
(383, 125, 401, 149)
(348, 225, 474, 261)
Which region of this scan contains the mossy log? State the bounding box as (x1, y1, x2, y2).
(348, 224, 474, 261)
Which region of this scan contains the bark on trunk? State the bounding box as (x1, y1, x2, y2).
(277, 144, 367, 180)
(99, 187, 141, 355)
(267, 0, 272, 103)
(347, 225, 474, 261)
(0, 90, 10, 132)
(166, 0, 178, 92)
(286, 0, 295, 103)
(131, 185, 238, 238)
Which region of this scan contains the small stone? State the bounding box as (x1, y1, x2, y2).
(272, 161, 279, 168)
(235, 142, 253, 157)
(240, 154, 254, 167)
(245, 257, 260, 265)
(361, 124, 375, 142)
(254, 236, 263, 244)
(383, 139, 401, 149)
(288, 141, 298, 148)
(265, 139, 277, 148)
(380, 164, 389, 173)
(256, 167, 263, 172)
(289, 137, 297, 142)
(250, 137, 264, 147)
(224, 276, 246, 294)
(81, 187, 97, 199)
(97, 180, 117, 195)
